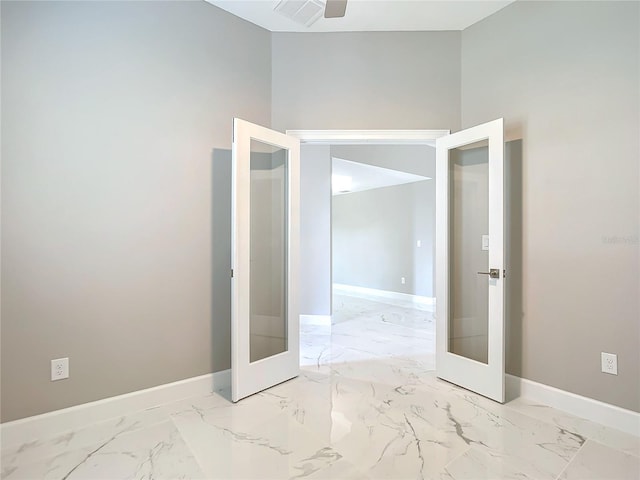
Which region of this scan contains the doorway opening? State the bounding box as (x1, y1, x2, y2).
(287, 130, 449, 374)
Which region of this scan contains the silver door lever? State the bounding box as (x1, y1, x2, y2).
(477, 268, 500, 279)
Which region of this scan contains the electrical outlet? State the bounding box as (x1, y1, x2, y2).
(51, 357, 69, 381)
(401, 277, 406, 284)
(601, 352, 617, 375)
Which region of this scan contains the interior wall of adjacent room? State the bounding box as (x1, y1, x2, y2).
(332, 180, 434, 297)
(330, 145, 436, 298)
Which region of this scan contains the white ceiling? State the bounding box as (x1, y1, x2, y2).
(206, 0, 515, 33)
(332, 157, 430, 196)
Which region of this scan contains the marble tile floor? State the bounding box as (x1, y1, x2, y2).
(2, 294, 639, 479)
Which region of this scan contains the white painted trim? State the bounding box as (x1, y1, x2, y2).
(0, 370, 230, 450)
(286, 129, 450, 145)
(300, 314, 332, 326)
(506, 374, 640, 437)
(333, 283, 435, 307)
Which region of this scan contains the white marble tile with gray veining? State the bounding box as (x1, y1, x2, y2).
(558, 440, 640, 480)
(172, 403, 346, 480)
(2, 419, 204, 479)
(1, 406, 170, 473)
(505, 396, 640, 458)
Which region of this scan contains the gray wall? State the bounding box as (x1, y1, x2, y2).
(333, 181, 434, 297)
(462, 1, 640, 411)
(271, 31, 461, 132)
(299, 145, 332, 316)
(1, 1, 271, 422)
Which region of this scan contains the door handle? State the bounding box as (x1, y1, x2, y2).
(477, 268, 500, 279)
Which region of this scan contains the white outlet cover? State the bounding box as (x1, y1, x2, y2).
(51, 357, 69, 381)
(601, 352, 618, 375)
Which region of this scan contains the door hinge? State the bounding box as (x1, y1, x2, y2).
(231, 269, 234, 278)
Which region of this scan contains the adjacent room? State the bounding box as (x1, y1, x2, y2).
(301, 144, 437, 370)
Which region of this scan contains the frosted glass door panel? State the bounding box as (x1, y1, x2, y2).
(449, 141, 489, 364)
(249, 140, 288, 362)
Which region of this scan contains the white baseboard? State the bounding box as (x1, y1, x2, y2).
(3, 368, 637, 451)
(300, 314, 332, 326)
(0, 370, 231, 450)
(506, 374, 640, 437)
(333, 283, 435, 306)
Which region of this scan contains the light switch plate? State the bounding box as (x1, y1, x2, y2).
(481, 235, 490, 251)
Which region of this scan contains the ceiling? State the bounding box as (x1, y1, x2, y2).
(332, 157, 430, 196)
(206, 0, 515, 33)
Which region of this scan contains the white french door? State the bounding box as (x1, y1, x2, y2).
(435, 118, 506, 403)
(231, 118, 300, 402)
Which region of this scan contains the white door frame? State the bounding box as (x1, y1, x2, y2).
(286, 130, 450, 146)
(286, 128, 449, 326)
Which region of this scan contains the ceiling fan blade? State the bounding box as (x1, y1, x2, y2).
(325, 0, 347, 18)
